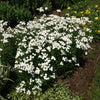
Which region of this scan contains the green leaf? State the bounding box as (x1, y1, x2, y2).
(3, 78, 14, 82)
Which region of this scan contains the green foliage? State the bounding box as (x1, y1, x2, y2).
(87, 62, 100, 100)
(50, 0, 85, 9)
(14, 6, 32, 23)
(8, 83, 82, 100)
(0, 1, 16, 27)
(51, 0, 68, 9)
(1, 38, 17, 66)
(9, 0, 52, 16)
(64, 1, 100, 41)
(0, 1, 32, 27)
(0, 63, 13, 100)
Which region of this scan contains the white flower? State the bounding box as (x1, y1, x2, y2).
(72, 57, 77, 62)
(60, 61, 63, 66)
(75, 63, 80, 66)
(27, 90, 31, 95)
(68, 60, 72, 63)
(51, 56, 56, 60)
(37, 7, 44, 12)
(49, 67, 53, 71)
(45, 7, 48, 10)
(0, 48, 2, 51)
(16, 87, 20, 93)
(56, 9, 61, 13)
(85, 51, 88, 55)
(47, 46, 51, 52)
(35, 67, 40, 74)
(19, 70, 22, 73)
(43, 74, 50, 80)
(62, 57, 66, 61)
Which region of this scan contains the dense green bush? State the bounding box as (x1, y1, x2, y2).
(9, 0, 52, 16)
(0, 1, 32, 27)
(50, 0, 85, 9)
(0, 1, 16, 27)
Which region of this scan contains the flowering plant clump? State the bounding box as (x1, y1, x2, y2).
(0, 20, 14, 60)
(0, 8, 93, 95)
(12, 14, 93, 95)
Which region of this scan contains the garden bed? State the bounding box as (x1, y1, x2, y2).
(0, 0, 100, 100)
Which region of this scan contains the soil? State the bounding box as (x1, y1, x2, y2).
(57, 41, 100, 100)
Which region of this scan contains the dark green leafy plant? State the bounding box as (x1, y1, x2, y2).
(0, 63, 13, 100)
(0, 1, 32, 27)
(0, 1, 16, 27)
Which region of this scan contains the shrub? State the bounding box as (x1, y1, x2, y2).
(0, 1, 16, 27)
(10, 14, 93, 95)
(9, 0, 52, 16)
(14, 6, 32, 23)
(0, 8, 93, 96)
(0, 1, 32, 27)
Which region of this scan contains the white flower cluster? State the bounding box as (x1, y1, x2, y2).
(13, 14, 93, 95)
(0, 14, 93, 95)
(0, 20, 14, 59)
(36, 7, 48, 13)
(0, 20, 14, 44)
